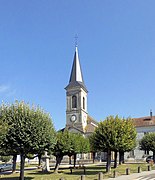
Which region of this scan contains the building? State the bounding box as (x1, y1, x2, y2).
(125, 111, 155, 161)
(65, 46, 98, 136)
(64, 45, 155, 161)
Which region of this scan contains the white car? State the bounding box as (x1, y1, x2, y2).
(0, 164, 13, 172)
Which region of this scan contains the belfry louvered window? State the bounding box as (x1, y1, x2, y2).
(72, 95, 77, 108)
(83, 97, 85, 110)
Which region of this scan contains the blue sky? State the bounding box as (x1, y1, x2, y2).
(0, 0, 155, 130)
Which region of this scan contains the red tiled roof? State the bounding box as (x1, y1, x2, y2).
(133, 116, 155, 127)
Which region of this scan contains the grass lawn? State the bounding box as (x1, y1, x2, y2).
(0, 163, 154, 180)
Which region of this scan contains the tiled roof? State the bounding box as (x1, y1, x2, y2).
(87, 115, 98, 125)
(85, 115, 98, 133)
(133, 116, 155, 127)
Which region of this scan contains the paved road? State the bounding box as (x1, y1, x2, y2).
(135, 174, 155, 180)
(106, 170, 155, 180)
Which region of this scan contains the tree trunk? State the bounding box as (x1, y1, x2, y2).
(69, 155, 72, 165)
(73, 154, 77, 168)
(38, 154, 42, 167)
(119, 151, 121, 165)
(20, 154, 25, 180)
(122, 152, 124, 164)
(114, 151, 118, 168)
(119, 151, 124, 165)
(12, 154, 17, 173)
(92, 152, 95, 164)
(54, 156, 63, 173)
(106, 149, 111, 173)
(153, 151, 155, 163)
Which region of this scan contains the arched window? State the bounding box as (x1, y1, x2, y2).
(83, 97, 85, 110)
(72, 95, 77, 108)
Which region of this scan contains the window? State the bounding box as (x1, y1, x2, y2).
(72, 95, 77, 108)
(83, 97, 85, 110)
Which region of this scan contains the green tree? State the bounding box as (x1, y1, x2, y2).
(0, 155, 11, 163)
(139, 133, 155, 162)
(0, 101, 56, 180)
(90, 116, 137, 172)
(118, 118, 137, 165)
(0, 108, 8, 144)
(53, 130, 73, 173)
(53, 131, 90, 172)
(0, 103, 16, 171)
(68, 133, 90, 167)
(89, 134, 98, 163)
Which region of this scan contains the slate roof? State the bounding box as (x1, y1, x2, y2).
(65, 46, 88, 92)
(133, 116, 155, 127)
(65, 81, 88, 93)
(67, 126, 85, 134)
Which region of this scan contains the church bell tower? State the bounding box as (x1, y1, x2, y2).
(65, 46, 88, 132)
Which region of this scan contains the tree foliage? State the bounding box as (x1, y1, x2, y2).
(78, 134, 90, 153)
(0, 112, 8, 146)
(68, 133, 90, 155)
(0, 101, 56, 180)
(53, 130, 73, 173)
(68, 133, 90, 167)
(139, 133, 155, 162)
(53, 130, 90, 173)
(0, 155, 12, 163)
(90, 115, 137, 172)
(118, 117, 137, 152)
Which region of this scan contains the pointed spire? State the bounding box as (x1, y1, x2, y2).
(69, 46, 84, 83)
(65, 46, 87, 92)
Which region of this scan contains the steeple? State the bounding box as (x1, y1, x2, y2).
(65, 45, 88, 132)
(65, 46, 87, 92)
(69, 46, 84, 83)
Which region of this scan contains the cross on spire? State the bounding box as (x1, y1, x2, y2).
(65, 40, 88, 93)
(74, 34, 78, 47)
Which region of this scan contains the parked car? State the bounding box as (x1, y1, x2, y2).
(0, 163, 13, 172)
(146, 156, 153, 163)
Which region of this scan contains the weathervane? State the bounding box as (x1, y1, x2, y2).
(74, 34, 78, 47)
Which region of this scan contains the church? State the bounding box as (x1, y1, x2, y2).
(63, 45, 155, 162)
(64, 46, 98, 136)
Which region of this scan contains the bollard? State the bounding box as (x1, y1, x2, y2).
(81, 175, 85, 180)
(126, 168, 130, 175)
(70, 166, 72, 174)
(148, 165, 151, 171)
(113, 170, 117, 178)
(83, 166, 86, 175)
(138, 166, 141, 173)
(98, 172, 103, 180)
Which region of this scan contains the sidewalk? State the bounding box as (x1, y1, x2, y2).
(105, 170, 155, 180)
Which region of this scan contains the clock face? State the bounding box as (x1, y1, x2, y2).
(70, 115, 77, 122)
